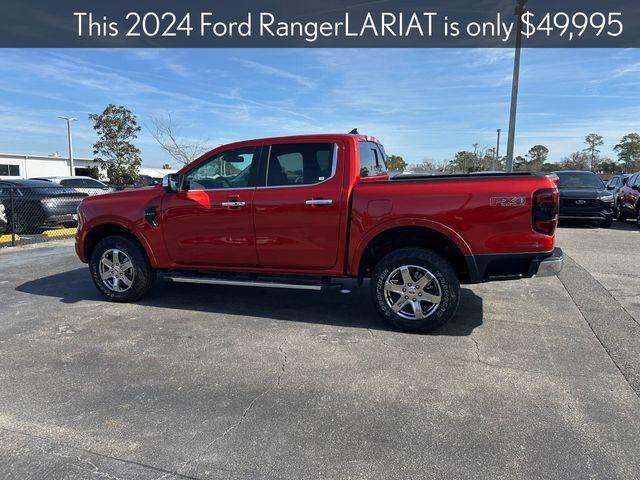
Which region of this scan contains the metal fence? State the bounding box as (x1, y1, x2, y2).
(0, 185, 118, 247)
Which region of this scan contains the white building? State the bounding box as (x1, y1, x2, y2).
(0, 152, 176, 181)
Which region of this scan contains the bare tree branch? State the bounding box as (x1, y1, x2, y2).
(149, 114, 209, 166)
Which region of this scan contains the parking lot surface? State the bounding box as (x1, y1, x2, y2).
(1, 225, 639, 479)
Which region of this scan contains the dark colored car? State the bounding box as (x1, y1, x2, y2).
(553, 170, 614, 228)
(0, 179, 87, 234)
(605, 174, 631, 210)
(615, 171, 640, 227)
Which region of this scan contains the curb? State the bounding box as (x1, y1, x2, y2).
(41, 228, 77, 238)
(0, 234, 20, 243)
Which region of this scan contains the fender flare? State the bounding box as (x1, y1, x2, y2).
(349, 217, 472, 276)
(82, 216, 159, 267)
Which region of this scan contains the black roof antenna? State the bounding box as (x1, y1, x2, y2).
(348, 128, 358, 134)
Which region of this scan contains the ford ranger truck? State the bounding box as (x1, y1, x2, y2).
(75, 133, 563, 333)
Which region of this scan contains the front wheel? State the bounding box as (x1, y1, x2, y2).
(615, 202, 626, 221)
(600, 216, 613, 228)
(89, 235, 156, 302)
(371, 248, 460, 333)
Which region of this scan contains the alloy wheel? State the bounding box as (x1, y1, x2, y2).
(383, 265, 442, 320)
(99, 248, 135, 292)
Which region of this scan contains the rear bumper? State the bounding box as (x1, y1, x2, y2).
(465, 247, 563, 283)
(535, 247, 564, 277)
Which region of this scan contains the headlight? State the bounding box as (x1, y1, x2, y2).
(599, 194, 614, 202)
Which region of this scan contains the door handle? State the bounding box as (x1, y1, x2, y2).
(305, 199, 333, 206)
(221, 201, 246, 207)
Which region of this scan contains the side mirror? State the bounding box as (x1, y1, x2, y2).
(162, 174, 180, 192)
(606, 185, 614, 190)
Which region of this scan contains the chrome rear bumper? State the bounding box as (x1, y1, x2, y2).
(536, 247, 564, 277)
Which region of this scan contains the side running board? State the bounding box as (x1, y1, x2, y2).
(166, 274, 342, 292)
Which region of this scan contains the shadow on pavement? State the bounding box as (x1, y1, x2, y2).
(558, 219, 637, 231)
(15, 267, 483, 335)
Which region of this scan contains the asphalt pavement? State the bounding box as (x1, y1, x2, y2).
(0, 225, 639, 479)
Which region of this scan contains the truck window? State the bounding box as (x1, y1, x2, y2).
(266, 143, 334, 187)
(183, 147, 257, 190)
(358, 141, 387, 177)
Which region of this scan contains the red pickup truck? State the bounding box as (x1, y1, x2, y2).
(76, 133, 562, 333)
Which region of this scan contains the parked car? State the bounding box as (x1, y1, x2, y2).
(553, 170, 614, 228)
(32, 176, 113, 196)
(75, 133, 562, 333)
(605, 174, 631, 212)
(0, 202, 6, 233)
(0, 179, 87, 233)
(615, 171, 640, 226)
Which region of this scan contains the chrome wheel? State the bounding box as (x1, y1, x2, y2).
(383, 265, 442, 320)
(99, 248, 135, 293)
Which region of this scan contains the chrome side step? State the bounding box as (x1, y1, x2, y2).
(167, 276, 324, 291)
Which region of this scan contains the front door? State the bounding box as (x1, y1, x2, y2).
(252, 141, 344, 270)
(161, 146, 260, 267)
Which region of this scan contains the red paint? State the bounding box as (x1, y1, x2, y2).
(76, 133, 559, 279)
(617, 172, 640, 219)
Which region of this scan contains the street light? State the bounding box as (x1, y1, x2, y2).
(494, 128, 501, 170)
(505, 0, 528, 172)
(58, 116, 77, 176)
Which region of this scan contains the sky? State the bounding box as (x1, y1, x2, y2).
(0, 48, 638, 168)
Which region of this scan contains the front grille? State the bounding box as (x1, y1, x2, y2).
(560, 198, 602, 208)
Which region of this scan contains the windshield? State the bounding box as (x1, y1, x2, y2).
(555, 171, 604, 189)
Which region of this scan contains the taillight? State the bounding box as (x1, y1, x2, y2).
(532, 188, 558, 235)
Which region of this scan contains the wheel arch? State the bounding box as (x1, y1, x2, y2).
(352, 223, 471, 282)
(84, 223, 157, 267)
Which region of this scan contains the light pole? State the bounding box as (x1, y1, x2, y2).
(58, 116, 77, 176)
(505, 0, 527, 172)
(495, 128, 501, 170)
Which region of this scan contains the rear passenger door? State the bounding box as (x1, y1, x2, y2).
(252, 141, 344, 270)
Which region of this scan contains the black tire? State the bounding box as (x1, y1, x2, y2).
(636, 210, 640, 229)
(600, 216, 613, 228)
(89, 235, 156, 302)
(9, 210, 31, 234)
(614, 202, 626, 221)
(371, 248, 460, 333)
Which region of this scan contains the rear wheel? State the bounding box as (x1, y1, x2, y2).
(615, 202, 626, 221)
(89, 235, 156, 302)
(371, 248, 460, 333)
(9, 211, 31, 234)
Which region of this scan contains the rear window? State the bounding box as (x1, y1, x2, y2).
(555, 171, 604, 189)
(358, 141, 387, 177)
(266, 143, 334, 187)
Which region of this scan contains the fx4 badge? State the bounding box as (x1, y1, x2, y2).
(490, 195, 526, 207)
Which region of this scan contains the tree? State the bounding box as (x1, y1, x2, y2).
(560, 151, 590, 170)
(449, 150, 480, 173)
(540, 162, 562, 172)
(513, 145, 549, 171)
(150, 114, 209, 166)
(89, 104, 142, 185)
(161, 163, 172, 170)
(410, 158, 451, 173)
(386, 155, 408, 172)
(597, 159, 621, 174)
(614, 133, 640, 172)
(513, 155, 528, 171)
(583, 133, 604, 171)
